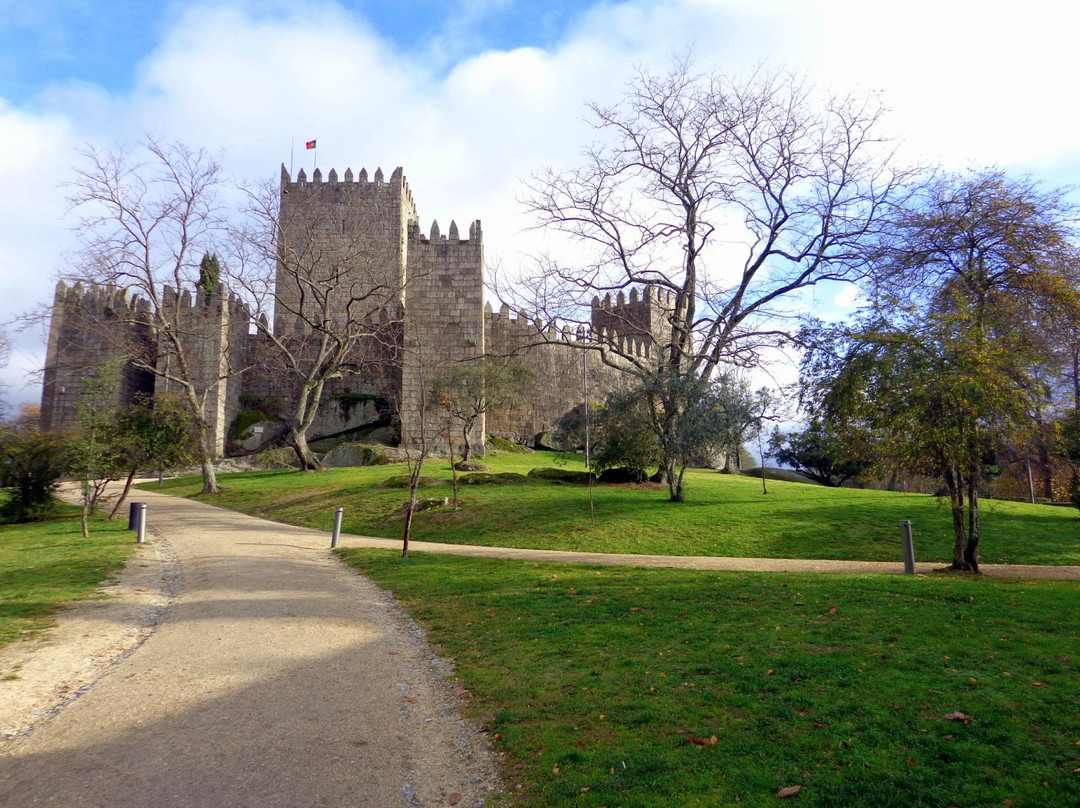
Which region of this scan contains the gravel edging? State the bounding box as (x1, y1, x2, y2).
(0, 531, 181, 744)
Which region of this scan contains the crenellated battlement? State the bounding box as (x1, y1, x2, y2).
(590, 283, 672, 350)
(484, 301, 589, 345)
(54, 279, 152, 318)
(408, 218, 481, 246)
(161, 284, 252, 321)
(280, 164, 416, 211)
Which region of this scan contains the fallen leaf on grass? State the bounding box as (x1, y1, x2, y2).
(776, 784, 802, 798)
(404, 697, 418, 704)
(1032, 681, 1046, 687)
(827, 606, 837, 615)
(944, 712, 972, 723)
(689, 735, 718, 746)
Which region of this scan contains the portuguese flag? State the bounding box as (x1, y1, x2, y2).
(305, 139, 316, 150)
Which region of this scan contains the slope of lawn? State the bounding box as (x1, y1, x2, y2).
(0, 502, 136, 649)
(340, 549, 1080, 808)
(148, 451, 1080, 565)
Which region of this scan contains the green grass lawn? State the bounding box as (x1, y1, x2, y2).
(147, 451, 1080, 565)
(0, 503, 136, 649)
(340, 549, 1080, 807)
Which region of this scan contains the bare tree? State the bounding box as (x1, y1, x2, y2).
(513, 60, 912, 501)
(65, 139, 238, 494)
(230, 180, 404, 471)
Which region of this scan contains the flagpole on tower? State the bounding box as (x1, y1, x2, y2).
(290, 138, 294, 177)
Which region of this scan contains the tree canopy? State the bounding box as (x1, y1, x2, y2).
(517, 59, 911, 500)
(801, 170, 1077, 570)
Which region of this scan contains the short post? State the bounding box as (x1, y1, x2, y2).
(331, 507, 344, 549)
(136, 503, 148, 545)
(900, 519, 916, 574)
(128, 502, 145, 530)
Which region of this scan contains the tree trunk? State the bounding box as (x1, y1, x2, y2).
(448, 422, 459, 510)
(402, 499, 414, 558)
(964, 473, 981, 573)
(200, 453, 219, 495)
(81, 491, 91, 538)
(290, 380, 326, 471)
(461, 423, 472, 462)
(665, 456, 680, 501)
(108, 468, 138, 520)
(943, 464, 969, 570)
(183, 383, 218, 495)
(291, 431, 325, 472)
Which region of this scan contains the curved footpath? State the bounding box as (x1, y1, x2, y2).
(2, 492, 1077, 808)
(0, 489, 499, 808)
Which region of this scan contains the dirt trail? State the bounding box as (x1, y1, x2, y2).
(0, 489, 498, 808)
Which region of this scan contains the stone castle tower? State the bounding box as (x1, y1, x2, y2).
(41, 164, 669, 456)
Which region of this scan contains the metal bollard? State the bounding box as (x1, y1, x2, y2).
(900, 519, 916, 574)
(128, 502, 146, 530)
(331, 507, 344, 549)
(136, 503, 148, 544)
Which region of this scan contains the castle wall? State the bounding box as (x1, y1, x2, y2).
(40, 281, 155, 431)
(401, 219, 486, 452)
(484, 304, 614, 444)
(42, 163, 664, 463)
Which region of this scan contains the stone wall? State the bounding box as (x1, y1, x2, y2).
(484, 303, 616, 445)
(40, 281, 155, 431)
(400, 219, 486, 452)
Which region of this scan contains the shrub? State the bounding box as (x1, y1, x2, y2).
(0, 425, 68, 522)
(459, 472, 528, 485)
(527, 467, 596, 485)
(487, 436, 533, 454)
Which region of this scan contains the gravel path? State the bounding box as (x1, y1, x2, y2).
(338, 536, 1080, 580)
(0, 489, 499, 808)
(2, 488, 1076, 807)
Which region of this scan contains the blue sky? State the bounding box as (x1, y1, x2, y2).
(0, 1, 589, 102)
(1, 0, 1079, 404)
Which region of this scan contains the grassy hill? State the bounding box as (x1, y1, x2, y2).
(148, 451, 1080, 566)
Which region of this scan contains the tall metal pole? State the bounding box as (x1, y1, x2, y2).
(583, 346, 590, 470)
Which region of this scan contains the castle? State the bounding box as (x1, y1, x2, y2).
(41, 164, 671, 456)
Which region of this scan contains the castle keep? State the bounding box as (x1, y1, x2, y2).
(41, 164, 670, 456)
